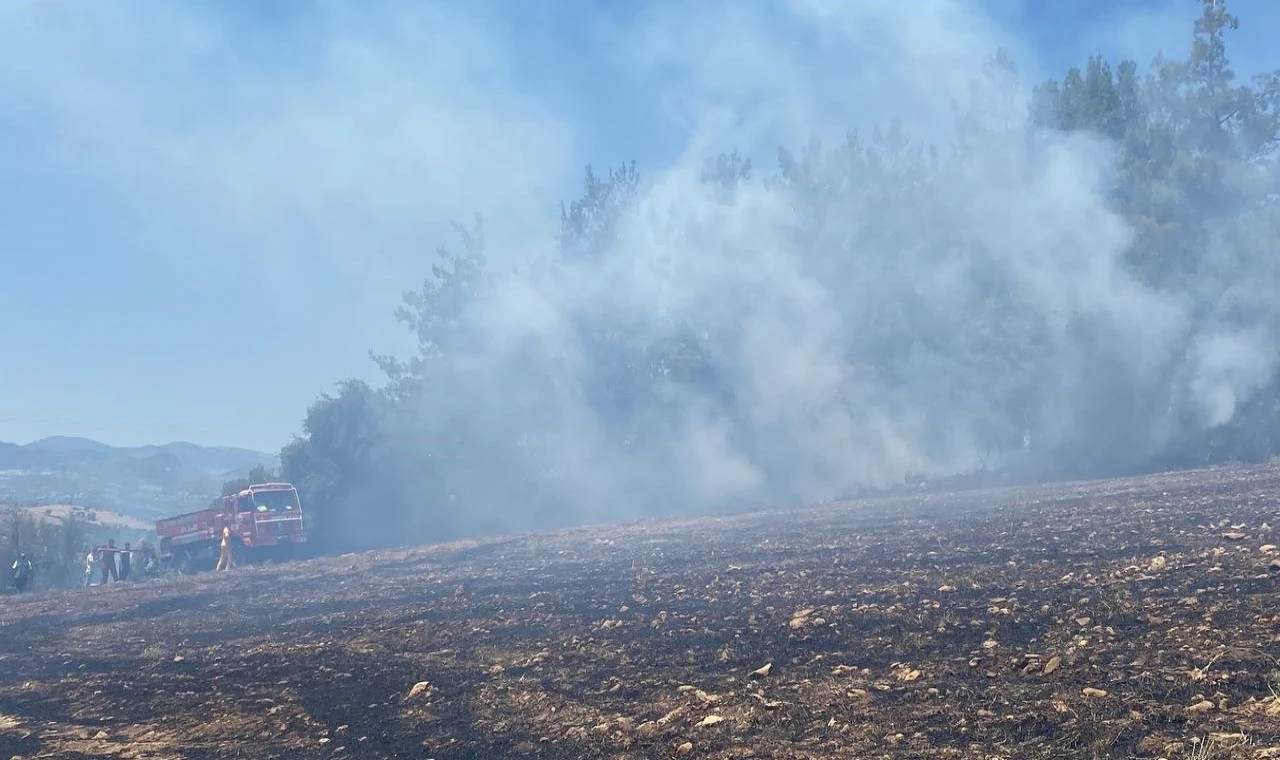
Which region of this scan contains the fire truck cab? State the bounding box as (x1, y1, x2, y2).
(155, 482, 309, 574)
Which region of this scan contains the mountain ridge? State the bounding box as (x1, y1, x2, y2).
(0, 436, 280, 521)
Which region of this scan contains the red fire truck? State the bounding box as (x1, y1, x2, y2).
(155, 482, 309, 574)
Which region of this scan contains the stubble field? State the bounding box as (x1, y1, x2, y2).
(2, 462, 1280, 759)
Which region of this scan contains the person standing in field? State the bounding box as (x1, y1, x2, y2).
(99, 540, 119, 584)
(83, 547, 95, 587)
(119, 542, 133, 581)
(141, 543, 159, 577)
(10, 553, 33, 593)
(215, 526, 233, 571)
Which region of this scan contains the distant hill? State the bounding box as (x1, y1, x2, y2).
(22, 436, 114, 455)
(0, 437, 279, 522)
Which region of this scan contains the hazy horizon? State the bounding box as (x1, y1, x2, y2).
(3, 434, 278, 454)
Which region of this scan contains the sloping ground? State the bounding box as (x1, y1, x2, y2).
(19, 505, 152, 532)
(1, 464, 1279, 759)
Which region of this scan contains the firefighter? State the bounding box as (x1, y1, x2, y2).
(10, 553, 33, 593)
(215, 526, 233, 571)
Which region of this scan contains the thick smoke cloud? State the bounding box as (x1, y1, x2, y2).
(2, 0, 1276, 538)
(399, 0, 1280, 532)
(404, 1, 1235, 526)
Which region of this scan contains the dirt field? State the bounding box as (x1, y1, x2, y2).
(15, 504, 152, 532)
(2, 463, 1279, 760)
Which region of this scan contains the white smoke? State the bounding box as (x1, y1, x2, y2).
(1, 0, 1277, 531)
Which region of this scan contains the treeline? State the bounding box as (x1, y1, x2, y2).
(0, 506, 91, 591)
(265, 0, 1280, 551)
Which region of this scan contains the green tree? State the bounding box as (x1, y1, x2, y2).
(558, 159, 734, 456)
(280, 379, 399, 549)
(373, 214, 490, 402)
(558, 162, 641, 260)
(1029, 0, 1280, 471)
(212, 464, 279, 507)
(0, 505, 91, 591)
(700, 150, 753, 203)
(1033, 0, 1280, 286)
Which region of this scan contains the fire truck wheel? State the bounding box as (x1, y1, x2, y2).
(173, 550, 195, 575)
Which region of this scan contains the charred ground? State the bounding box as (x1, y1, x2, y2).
(2, 464, 1279, 759)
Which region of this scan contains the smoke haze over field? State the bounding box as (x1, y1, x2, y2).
(3, 0, 1280, 538)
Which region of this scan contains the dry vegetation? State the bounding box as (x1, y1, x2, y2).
(2, 463, 1280, 759)
(11, 505, 151, 532)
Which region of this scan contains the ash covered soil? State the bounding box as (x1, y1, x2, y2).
(3, 465, 1280, 760)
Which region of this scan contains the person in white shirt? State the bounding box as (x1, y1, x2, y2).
(83, 548, 96, 587)
(10, 553, 32, 593)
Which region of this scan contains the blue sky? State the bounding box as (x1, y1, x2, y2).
(0, 0, 1276, 453)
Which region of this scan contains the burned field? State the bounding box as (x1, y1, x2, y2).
(2, 465, 1280, 759)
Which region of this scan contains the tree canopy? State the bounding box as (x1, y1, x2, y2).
(278, 0, 1280, 551)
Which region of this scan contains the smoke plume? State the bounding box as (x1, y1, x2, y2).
(2, 0, 1277, 540)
